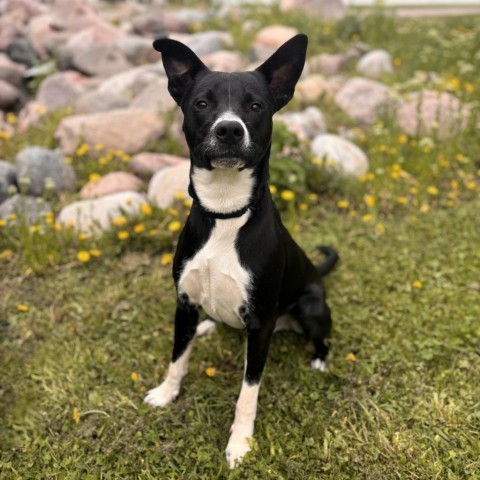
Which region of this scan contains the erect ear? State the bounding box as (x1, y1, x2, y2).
(153, 38, 208, 105)
(255, 34, 308, 112)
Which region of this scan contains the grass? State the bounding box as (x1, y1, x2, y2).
(1, 5, 480, 479)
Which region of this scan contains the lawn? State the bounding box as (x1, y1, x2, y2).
(1, 5, 480, 479)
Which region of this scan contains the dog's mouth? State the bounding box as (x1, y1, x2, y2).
(210, 157, 246, 169)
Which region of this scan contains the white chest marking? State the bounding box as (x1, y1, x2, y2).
(178, 213, 251, 328)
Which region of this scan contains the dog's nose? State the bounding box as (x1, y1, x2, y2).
(214, 120, 244, 144)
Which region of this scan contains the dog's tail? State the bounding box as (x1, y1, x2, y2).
(316, 246, 339, 277)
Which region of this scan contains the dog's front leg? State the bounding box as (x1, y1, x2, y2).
(144, 298, 199, 408)
(226, 319, 275, 468)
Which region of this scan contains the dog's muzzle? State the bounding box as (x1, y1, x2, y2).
(211, 158, 246, 169)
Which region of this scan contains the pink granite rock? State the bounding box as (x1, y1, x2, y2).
(254, 25, 299, 50)
(201, 51, 244, 72)
(130, 153, 189, 178)
(36, 71, 88, 111)
(309, 53, 349, 76)
(0, 54, 26, 87)
(148, 162, 190, 209)
(296, 74, 343, 102)
(0, 79, 20, 109)
(80, 171, 144, 199)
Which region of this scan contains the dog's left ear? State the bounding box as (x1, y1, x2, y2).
(255, 34, 308, 112)
(153, 38, 208, 105)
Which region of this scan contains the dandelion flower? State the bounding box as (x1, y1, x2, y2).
(205, 367, 216, 377)
(131, 372, 139, 382)
(77, 251, 91, 263)
(111, 216, 127, 226)
(17, 304, 29, 312)
(0, 219, 6, 227)
(141, 203, 152, 216)
(269, 185, 277, 194)
(345, 353, 357, 362)
(280, 190, 295, 201)
(76, 143, 90, 157)
(89, 173, 101, 182)
(426, 186, 439, 196)
(337, 200, 349, 209)
(134, 224, 146, 234)
(168, 221, 182, 232)
(362, 214, 374, 223)
(412, 280, 423, 289)
(363, 194, 376, 207)
(118, 230, 129, 240)
(89, 249, 102, 257)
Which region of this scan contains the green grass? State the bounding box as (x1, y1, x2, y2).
(1, 5, 480, 479)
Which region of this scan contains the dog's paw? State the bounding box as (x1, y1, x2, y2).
(144, 381, 179, 408)
(196, 319, 217, 337)
(310, 358, 327, 372)
(225, 434, 252, 469)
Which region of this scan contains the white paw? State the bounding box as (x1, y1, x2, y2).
(196, 319, 217, 337)
(144, 381, 179, 408)
(311, 358, 327, 372)
(226, 434, 252, 469)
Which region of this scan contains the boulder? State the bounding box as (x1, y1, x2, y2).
(130, 153, 189, 179)
(275, 106, 327, 141)
(36, 71, 88, 111)
(0, 54, 27, 87)
(55, 109, 164, 155)
(357, 49, 393, 79)
(58, 191, 146, 234)
(0, 160, 18, 203)
(72, 45, 132, 77)
(79, 171, 144, 199)
(148, 162, 190, 208)
(0, 79, 20, 109)
(254, 25, 299, 50)
(74, 89, 129, 114)
(130, 77, 176, 113)
(201, 51, 244, 73)
(311, 134, 369, 178)
(0, 194, 52, 224)
(171, 31, 234, 56)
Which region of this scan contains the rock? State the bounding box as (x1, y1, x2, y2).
(168, 8, 208, 29)
(79, 171, 144, 200)
(15, 146, 77, 196)
(130, 153, 189, 179)
(26, 14, 68, 58)
(335, 77, 398, 125)
(275, 106, 327, 141)
(130, 77, 177, 113)
(96, 64, 164, 100)
(254, 25, 299, 50)
(201, 50, 244, 72)
(0, 13, 23, 51)
(55, 109, 164, 155)
(58, 191, 146, 234)
(0, 161, 18, 203)
(357, 49, 393, 79)
(148, 162, 190, 208)
(65, 22, 125, 53)
(396, 90, 470, 139)
(0, 194, 51, 224)
(36, 71, 87, 111)
(0, 54, 27, 87)
(74, 89, 129, 114)
(0, 79, 20, 109)
(72, 45, 132, 77)
(6, 37, 39, 67)
(4, 0, 48, 18)
(115, 36, 158, 65)
(309, 53, 348, 76)
(49, 0, 101, 33)
(248, 44, 275, 65)
(171, 31, 234, 56)
(280, 0, 346, 19)
(311, 134, 369, 178)
(131, 7, 168, 38)
(296, 74, 343, 102)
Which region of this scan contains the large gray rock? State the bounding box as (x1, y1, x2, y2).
(49, 0, 101, 33)
(6, 37, 39, 67)
(335, 77, 398, 124)
(55, 109, 165, 155)
(15, 147, 77, 196)
(275, 106, 327, 141)
(58, 191, 146, 234)
(131, 7, 168, 38)
(0, 79, 20, 109)
(0, 194, 52, 224)
(72, 45, 132, 77)
(130, 77, 176, 113)
(74, 89, 129, 114)
(357, 49, 393, 79)
(172, 31, 234, 56)
(0, 54, 27, 87)
(0, 160, 17, 203)
(311, 134, 369, 178)
(148, 162, 190, 209)
(254, 25, 299, 50)
(115, 36, 158, 65)
(36, 71, 87, 111)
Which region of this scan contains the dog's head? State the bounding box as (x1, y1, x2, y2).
(153, 34, 307, 170)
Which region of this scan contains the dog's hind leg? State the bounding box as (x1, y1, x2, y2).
(226, 317, 275, 468)
(144, 298, 199, 408)
(294, 284, 332, 371)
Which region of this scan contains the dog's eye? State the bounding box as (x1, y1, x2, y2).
(251, 103, 263, 112)
(195, 100, 208, 111)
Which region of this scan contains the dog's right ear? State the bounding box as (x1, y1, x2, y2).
(153, 38, 208, 105)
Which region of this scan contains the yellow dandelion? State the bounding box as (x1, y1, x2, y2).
(412, 280, 423, 289)
(466, 181, 476, 191)
(348, 210, 357, 218)
(0, 130, 11, 140)
(345, 352, 357, 362)
(312, 157, 324, 166)
(133, 224, 146, 234)
(168, 221, 182, 232)
(140, 203, 153, 216)
(351, 33, 360, 41)
(76, 143, 90, 157)
(54, 223, 63, 231)
(72, 407, 80, 424)
(280, 190, 295, 201)
(409, 187, 418, 195)
(299, 203, 309, 212)
(363, 194, 376, 207)
(149, 229, 158, 236)
(183, 199, 193, 208)
(8, 213, 17, 221)
(0, 219, 6, 227)
(420, 204, 430, 214)
(77, 251, 91, 263)
(308, 193, 318, 202)
(464, 82, 475, 94)
(17, 304, 30, 312)
(118, 230, 129, 240)
(89, 173, 101, 182)
(121, 154, 131, 163)
(111, 216, 127, 226)
(337, 200, 349, 209)
(397, 134, 408, 144)
(375, 223, 386, 235)
(455, 153, 469, 164)
(160, 253, 173, 265)
(396, 196, 409, 205)
(6, 112, 17, 125)
(174, 191, 186, 200)
(78, 232, 88, 241)
(362, 214, 374, 223)
(426, 186, 439, 196)
(130, 372, 139, 382)
(205, 367, 216, 378)
(29, 225, 40, 234)
(89, 249, 102, 257)
(167, 208, 179, 217)
(450, 180, 459, 190)
(94, 143, 104, 151)
(269, 185, 277, 194)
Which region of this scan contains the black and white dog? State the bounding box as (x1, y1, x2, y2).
(144, 34, 339, 468)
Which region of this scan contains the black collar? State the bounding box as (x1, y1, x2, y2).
(188, 183, 265, 220)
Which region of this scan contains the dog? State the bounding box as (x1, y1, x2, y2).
(144, 33, 339, 468)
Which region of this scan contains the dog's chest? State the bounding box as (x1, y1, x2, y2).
(178, 214, 251, 328)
